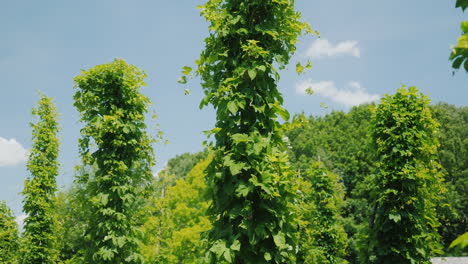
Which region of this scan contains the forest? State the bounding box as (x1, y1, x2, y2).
(1, 0, 467, 264)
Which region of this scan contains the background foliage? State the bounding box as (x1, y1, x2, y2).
(295, 162, 348, 264)
(140, 156, 212, 263)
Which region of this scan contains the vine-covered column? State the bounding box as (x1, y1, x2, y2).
(74, 59, 155, 263)
(192, 0, 313, 263)
(21, 95, 60, 264)
(365, 87, 444, 264)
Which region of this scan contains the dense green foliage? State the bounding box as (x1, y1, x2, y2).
(284, 106, 374, 263)
(21, 95, 60, 264)
(432, 103, 468, 253)
(192, 0, 313, 262)
(0, 201, 19, 263)
(364, 87, 443, 263)
(295, 162, 347, 264)
(140, 156, 212, 263)
(73, 59, 155, 263)
(450, 0, 468, 72)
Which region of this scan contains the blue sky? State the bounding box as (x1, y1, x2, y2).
(0, 1, 466, 221)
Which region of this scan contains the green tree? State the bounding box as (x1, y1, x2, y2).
(165, 151, 207, 184)
(73, 58, 155, 263)
(191, 0, 313, 263)
(21, 95, 59, 264)
(431, 103, 468, 254)
(450, 0, 468, 72)
(295, 162, 347, 264)
(364, 87, 444, 264)
(140, 157, 212, 263)
(0, 201, 19, 263)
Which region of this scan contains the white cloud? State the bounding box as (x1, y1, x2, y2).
(306, 39, 360, 58)
(0, 137, 28, 167)
(296, 79, 380, 106)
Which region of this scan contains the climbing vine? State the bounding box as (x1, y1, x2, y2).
(365, 87, 444, 264)
(73, 59, 155, 263)
(21, 95, 60, 264)
(189, 0, 314, 263)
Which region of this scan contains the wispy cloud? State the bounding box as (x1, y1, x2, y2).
(306, 39, 360, 58)
(296, 79, 380, 106)
(0, 137, 28, 167)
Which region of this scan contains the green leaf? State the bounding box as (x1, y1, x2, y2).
(272, 103, 290, 121)
(182, 66, 192, 75)
(232, 133, 249, 142)
(389, 213, 401, 223)
(227, 101, 238, 114)
(273, 232, 287, 249)
(178, 76, 187, 84)
(229, 162, 246, 175)
(230, 240, 241, 251)
(449, 232, 468, 249)
(248, 69, 257, 80)
(462, 21, 468, 33)
(224, 250, 233, 263)
(236, 183, 250, 197)
(452, 56, 464, 69)
(296, 62, 304, 74)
